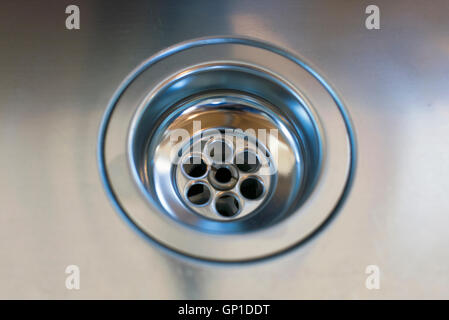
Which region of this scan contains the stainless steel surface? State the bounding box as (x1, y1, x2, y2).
(1, 0, 448, 298)
(103, 38, 352, 261)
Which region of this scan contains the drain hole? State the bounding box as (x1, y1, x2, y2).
(215, 194, 240, 217)
(235, 150, 260, 173)
(240, 177, 264, 200)
(209, 140, 232, 163)
(183, 156, 207, 178)
(215, 167, 232, 183)
(186, 183, 211, 205)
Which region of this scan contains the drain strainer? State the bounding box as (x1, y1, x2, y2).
(98, 37, 355, 262)
(176, 125, 274, 221)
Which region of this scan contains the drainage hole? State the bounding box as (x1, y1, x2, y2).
(186, 183, 211, 205)
(235, 150, 260, 173)
(215, 194, 240, 217)
(240, 177, 264, 200)
(215, 167, 232, 183)
(183, 156, 207, 178)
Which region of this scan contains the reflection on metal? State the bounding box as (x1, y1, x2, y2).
(100, 37, 354, 261)
(3, 1, 447, 298)
(159, 96, 279, 223)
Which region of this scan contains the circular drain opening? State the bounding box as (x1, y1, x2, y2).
(240, 177, 264, 200)
(215, 167, 232, 183)
(186, 182, 211, 206)
(100, 37, 355, 262)
(215, 194, 241, 217)
(208, 163, 239, 191)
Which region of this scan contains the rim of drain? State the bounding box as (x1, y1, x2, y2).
(98, 36, 356, 262)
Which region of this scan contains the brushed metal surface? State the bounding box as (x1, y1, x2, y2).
(1, 0, 448, 298)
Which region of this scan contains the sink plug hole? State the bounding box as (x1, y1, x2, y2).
(215, 194, 240, 217)
(186, 183, 211, 205)
(183, 156, 207, 178)
(215, 167, 232, 183)
(240, 177, 264, 200)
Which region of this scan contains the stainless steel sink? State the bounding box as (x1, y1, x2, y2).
(1, 0, 448, 299)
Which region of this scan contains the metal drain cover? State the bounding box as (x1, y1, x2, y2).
(98, 37, 355, 262)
